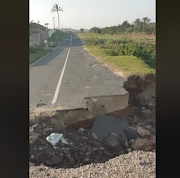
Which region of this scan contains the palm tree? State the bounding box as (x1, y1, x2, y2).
(80, 28, 84, 33)
(51, 4, 63, 30)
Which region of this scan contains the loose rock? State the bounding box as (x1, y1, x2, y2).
(137, 126, 151, 138)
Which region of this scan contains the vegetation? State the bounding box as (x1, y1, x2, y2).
(89, 17, 155, 35)
(29, 43, 52, 64)
(51, 4, 63, 29)
(78, 33, 155, 76)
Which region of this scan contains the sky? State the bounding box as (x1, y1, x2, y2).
(30, 0, 156, 29)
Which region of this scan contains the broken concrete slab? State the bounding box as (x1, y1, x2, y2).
(86, 93, 129, 117)
(91, 115, 129, 145)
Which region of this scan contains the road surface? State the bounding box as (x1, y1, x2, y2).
(30, 33, 126, 110)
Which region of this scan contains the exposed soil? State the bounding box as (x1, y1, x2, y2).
(29, 102, 156, 169)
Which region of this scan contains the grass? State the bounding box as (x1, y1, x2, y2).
(78, 33, 155, 77)
(29, 48, 52, 64)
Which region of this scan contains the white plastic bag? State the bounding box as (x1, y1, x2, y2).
(46, 133, 69, 148)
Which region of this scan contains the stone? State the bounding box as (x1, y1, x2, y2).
(43, 127, 53, 132)
(45, 160, 52, 166)
(131, 138, 147, 150)
(127, 148, 133, 152)
(75, 152, 78, 160)
(92, 147, 99, 152)
(123, 128, 138, 140)
(105, 135, 120, 147)
(69, 157, 75, 164)
(148, 101, 155, 108)
(81, 136, 88, 140)
(82, 146, 86, 152)
(84, 157, 89, 162)
(50, 155, 63, 165)
(34, 127, 43, 134)
(140, 97, 150, 106)
(66, 153, 71, 158)
(36, 103, 47, 108)
(59, 153, 64, 158)
(31, 155, 35, 159)
(100, 147, 105, 151)
(142, 109, 152, 115)
(38, 147, 44, 151)
(32, 124, 38, 129)
(118, 130, 128, 146)
(137, 127, 151, 138)
(104, 151, 113, 157)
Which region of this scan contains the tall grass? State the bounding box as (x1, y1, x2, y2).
(87, 37, 156, 69)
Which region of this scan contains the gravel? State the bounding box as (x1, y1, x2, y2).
(29, 151, 156, 178)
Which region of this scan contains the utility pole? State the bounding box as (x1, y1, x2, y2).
(38, 21, 40, 44)
(53, 17, 56, 29)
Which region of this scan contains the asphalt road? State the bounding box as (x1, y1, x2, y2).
(30, 33, 126, 110)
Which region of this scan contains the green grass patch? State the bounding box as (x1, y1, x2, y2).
(78, 33, 155, 76)
(29, 48, 52, 64)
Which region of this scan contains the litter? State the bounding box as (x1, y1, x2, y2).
(78, 128, 85, 132)
(142, 107, 145, 110)
(46, 133, 69, 148)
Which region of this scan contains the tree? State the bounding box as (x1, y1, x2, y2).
(80, 28, 84, 33)
(51, 4, 63, 30)
(142, 17, 148, 31)
(132, 18, 141, 36)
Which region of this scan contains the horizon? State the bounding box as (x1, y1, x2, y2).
(30, 0, 156, 30)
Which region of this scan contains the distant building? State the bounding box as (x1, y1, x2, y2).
(29, 30, 49, 43)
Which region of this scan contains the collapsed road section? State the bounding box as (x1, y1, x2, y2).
(29, 74, 156, 169)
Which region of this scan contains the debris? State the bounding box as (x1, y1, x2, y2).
(92, 147, 99, 152)
(137, 127, 151, 138)
(49, 155, 63, 165)
(46, 133, 69, 148)
(78, 128, 85, 132)
(105, 135, 120, 147)
(140, 97, 150, 106)
(104, 151, 113, 157)
(142, 107, 145, 110)
(123, 128, 138, 140)
(91, 115, 129, 142)
(142, 109, 152, 115)
(36, 103, 47, 108)
(127, 148, 133, 152)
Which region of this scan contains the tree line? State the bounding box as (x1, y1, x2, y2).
(89, 17, 156, 35)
